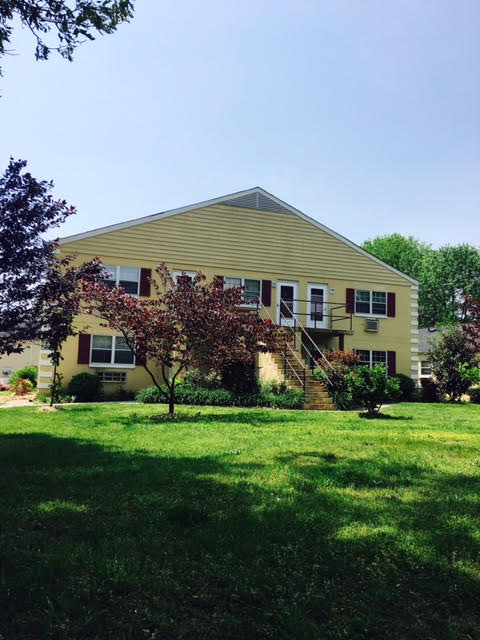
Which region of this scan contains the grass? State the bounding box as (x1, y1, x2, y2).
(1, 403, 480, 639)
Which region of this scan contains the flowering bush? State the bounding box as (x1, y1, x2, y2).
(313, 350, 361, 410)
(10, 377, 34, 395)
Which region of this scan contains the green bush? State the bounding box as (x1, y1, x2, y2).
(395, 373, 416, 401)
(221, 362, 259, 395)
(9, 365, 38, 387)
(181, 368, 222, 390)
(347, 365, 400, 417)
(136, 384, 305, 409)
(10, 377, 34, 395)
(469, 387, 480, 404)
(260, 380, 288, 395)
(67, 373, 103, 402)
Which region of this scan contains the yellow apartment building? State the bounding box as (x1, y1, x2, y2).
(36, 187, 419, 407)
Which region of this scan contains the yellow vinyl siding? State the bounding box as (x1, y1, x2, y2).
(62, 204, 409, 287)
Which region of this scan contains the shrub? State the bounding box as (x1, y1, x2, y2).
(10, 377, 33, 395)
(181, 368, 222, 390)
(221, 362, 259, 395)
(347, 365, 400, 417)
(9, 365, 38, 386)
(429, 327, 476, 401)
(136, 384, 305, 409)
(469, 387, 480, 404)
(395, 373, 416, 401)
(260, 380, 288, 395)
(420, 378, 440, 403)
(313, 350, 360, 410)
(67, 373, 103, 402)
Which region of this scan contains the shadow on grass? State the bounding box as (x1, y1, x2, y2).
(117, 409, 301, 428)
(0, 433, 479, 639)
(358, 412, 413, 420)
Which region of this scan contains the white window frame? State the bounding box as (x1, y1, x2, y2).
(104, 265, 140, 296)
(172, 270, 197, 283)
(225, 276, 262, 306)
(420, 360, 432, 378)
(97, 371, 127, 383)
(355, 289, 387, 318)
(90, 335, 136, 369)
(355, 349, 388, 369)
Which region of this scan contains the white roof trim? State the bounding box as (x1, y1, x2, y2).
(59, 186, 419, 285)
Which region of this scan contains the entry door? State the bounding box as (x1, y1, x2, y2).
(276, 281, 298, 326)
(307, 284, 328, 329)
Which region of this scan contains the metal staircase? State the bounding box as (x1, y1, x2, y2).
(258, 300, 336, 411)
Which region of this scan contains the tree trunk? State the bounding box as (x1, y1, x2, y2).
(50, 362, 57, 407)
(168, 392, 175, 416)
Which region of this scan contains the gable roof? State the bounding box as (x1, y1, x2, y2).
(60, 186, 418, 285)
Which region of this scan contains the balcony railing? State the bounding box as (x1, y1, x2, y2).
(277, 298, 353, 332)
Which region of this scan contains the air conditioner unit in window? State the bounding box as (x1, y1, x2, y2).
(365, 318, 379, 332)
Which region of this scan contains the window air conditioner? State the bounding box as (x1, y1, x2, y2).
(365, 318, 379, 332)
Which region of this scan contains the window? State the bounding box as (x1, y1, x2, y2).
(97, 371, 127, 383)
(355, 349, 387, 368)
(225, 277, 261, 304)
(355, 290, 386, 316)
(173, 270, 197, 283)
(420, 361, 432, 377)
(90, 335, 135, 367)
(103, 265, 140, 295)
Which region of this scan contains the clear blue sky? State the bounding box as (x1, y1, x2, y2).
(1, 0, 478, 247)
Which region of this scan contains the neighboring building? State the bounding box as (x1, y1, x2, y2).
(36, 187, 419, 408)
(417, 328, 440, 380)
(0, 341, 41, 379)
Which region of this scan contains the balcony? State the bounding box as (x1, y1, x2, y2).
(277, 298, 353, 334)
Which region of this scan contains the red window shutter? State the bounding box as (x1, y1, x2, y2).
(214, 275, 224, 289)
(78, 334, 91, 364)
(261, 280, 272, 306)
(346, 288, 355, 314)
(139, 268, 151, 297)
(387, 292, 396, 317)
(387, 351, 396, 377)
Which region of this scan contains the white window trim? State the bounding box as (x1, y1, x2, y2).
(97, 371, 127, 383)
(173, 270, 197, 283)
(355, 349, 388, 369)
(355, 289, 387, 318)
(419, 360, 432, 378)
(225, 276, 262, 307)
(104, 265, 140, 296)
(90, 335, 136, 369)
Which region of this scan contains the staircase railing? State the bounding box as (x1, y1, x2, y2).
(257, 301, 333, 388)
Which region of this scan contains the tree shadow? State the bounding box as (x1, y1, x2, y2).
(0, 433, 479, 639)
(117, 408, 301, 428)
(358, 412, 413, 420)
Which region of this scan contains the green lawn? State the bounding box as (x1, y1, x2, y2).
(1, 403, 480, 639)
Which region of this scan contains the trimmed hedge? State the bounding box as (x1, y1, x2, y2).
(136, 385, 305, 409)
(10, 365, 38, 387)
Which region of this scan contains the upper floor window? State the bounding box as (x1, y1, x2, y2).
(355, 290, 386, 316)
(103, 265, 140, 295)
(90, 335, 135, 366)
(172, 270, 197, 283)
(225, 277, 261, 304)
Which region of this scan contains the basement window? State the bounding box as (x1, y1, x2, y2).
(355, 349, 387, 368)
(97, 371, 127, 383)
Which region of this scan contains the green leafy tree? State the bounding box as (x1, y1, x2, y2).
(420, 245, 480, 327)
(428, 326, 476, 401)
(362, 234, 431, 281)
(0, 0, 133, 76)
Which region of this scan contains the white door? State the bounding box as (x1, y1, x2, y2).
(276, 281, 299, 326)
(307, 284, 328, 329)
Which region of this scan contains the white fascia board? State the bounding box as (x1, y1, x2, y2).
(59, 186, 419, 286)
